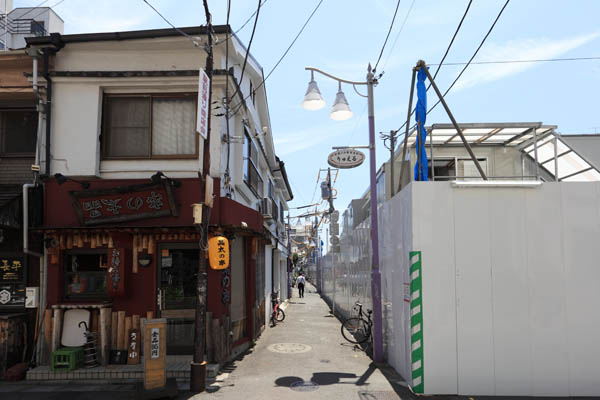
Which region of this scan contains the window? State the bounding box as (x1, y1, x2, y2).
(102, 94, 197, 159)
(31, 20, 45, 35)
(243, 130, 263, 197)
(250, 81, 255, 106)
(0, 110, 37, 155)
(64, 253, 108, 300)
(457, 158, 488, 180)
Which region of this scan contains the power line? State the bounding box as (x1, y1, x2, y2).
(395, 0, 510, 134)
(11, 0, 51, 20)
(381, 0, 416, 71)
(234, 0, 268, 35)
(141, 0, 203, 49)
(398, 0, 472, 132)
(228, 0, 262, 104)
(430, 0, 473, 83)
(373, 0, 402, 72)
(231, 0, 325, 115)
(426, 0, 510, 115)
(7, 0, 66, 36)
(430, 56, 600, 66)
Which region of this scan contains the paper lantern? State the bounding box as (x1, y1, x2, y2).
(208, 236, 230, 270)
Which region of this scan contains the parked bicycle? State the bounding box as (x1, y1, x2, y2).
(270, 291, 285, 327)
(341, 301, 372, 344)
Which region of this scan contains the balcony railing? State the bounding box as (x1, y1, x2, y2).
(0, 15, 45, 36)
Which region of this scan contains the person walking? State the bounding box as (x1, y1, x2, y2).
(296, 273, 306, 298)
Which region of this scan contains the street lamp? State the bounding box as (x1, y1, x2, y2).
(302, 64, 384, 363)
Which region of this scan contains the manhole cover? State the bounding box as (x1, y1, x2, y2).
(267, 343, 312, 354)
(290, 380, 319, 392)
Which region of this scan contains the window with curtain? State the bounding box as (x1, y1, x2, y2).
(102, 94, 197, 159)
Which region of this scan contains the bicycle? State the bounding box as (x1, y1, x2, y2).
(270, 291, 285, 327)
(340, 301, 372, 344)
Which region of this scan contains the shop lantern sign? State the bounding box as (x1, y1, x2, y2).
(208, 236, 230, 270)
(327, 148, 365, 169)
(70, 182, 178, 226)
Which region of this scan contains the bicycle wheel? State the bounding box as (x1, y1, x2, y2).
(341, 317, 370, 344)
(276, 308, 285, 322)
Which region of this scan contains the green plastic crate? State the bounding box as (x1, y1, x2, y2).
(51, 347, 84, 372)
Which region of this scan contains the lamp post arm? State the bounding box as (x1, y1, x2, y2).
(305, 66, 367, 86)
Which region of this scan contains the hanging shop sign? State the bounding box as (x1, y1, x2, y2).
(208, 236, 230, 270)
(197, 68, 210, 140)
(70, 182, 178, 226)
(327, 149, 366, 169)
(107, 248, 126, 297)
(0, 254, 25, 283)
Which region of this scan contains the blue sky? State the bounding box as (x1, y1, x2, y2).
(16, 0, 600, 227)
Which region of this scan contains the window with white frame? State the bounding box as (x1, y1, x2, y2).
(243, 129, 263, 197)
(101, 93, 197, 159)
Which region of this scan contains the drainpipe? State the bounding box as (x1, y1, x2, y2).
(42, 48, 52, 177)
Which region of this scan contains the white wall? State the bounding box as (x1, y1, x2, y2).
(409, 182, 600, 396)
(264, 245, 273, 325)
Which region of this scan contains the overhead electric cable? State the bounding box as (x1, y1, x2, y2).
(30, 0, 66, 34)
(430, 0, 473, 82)
(395, 0, 510, 135)
(381, 0, 416, 71)
(228, 0, 261, 104)
(430, 56, 600, 66)
(12, 0, 51, 20)
(141, 0, 203, 48)
(234, 0, 268, 34)
(425, 0, 510, 115)
(373, 0, 402, 72)
(230, 0, 325, 115)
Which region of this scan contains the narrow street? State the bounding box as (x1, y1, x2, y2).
(190, 282, 407, 400)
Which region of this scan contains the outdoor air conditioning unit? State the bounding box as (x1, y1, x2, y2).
(261, 198, 273, 219)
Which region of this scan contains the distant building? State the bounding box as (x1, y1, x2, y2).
(0, 0, 63, 50)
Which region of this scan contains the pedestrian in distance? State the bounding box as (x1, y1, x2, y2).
(296, 273, 306, 298)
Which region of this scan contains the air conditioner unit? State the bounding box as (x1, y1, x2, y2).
(261, 198, 273, 219)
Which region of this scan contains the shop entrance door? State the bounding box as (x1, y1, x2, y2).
(157, 244, 199, 355)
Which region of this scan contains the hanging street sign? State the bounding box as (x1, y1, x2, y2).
(327, 149, 365, 169)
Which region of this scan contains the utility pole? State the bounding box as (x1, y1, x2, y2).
(381, 130, 397, 197)
(191, 0, 213, 393)
(286, 212, 291, 300)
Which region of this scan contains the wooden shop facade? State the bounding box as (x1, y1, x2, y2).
(41, 176, 267, 365)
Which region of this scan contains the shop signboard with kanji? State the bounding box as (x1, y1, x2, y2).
(197, 68, 210, 140)
(208, 236, 230, 270)
(69, 182, 178, 226)
(143, 319, 166, 390)
(0, 254, 25, 283)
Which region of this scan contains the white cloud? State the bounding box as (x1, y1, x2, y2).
(274, 121, 356, 156)
(453, 32, 600, 91)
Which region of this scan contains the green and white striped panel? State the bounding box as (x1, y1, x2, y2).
(410, 251, 424, 394)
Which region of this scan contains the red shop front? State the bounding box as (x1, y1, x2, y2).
(41, 176, 263, 365)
